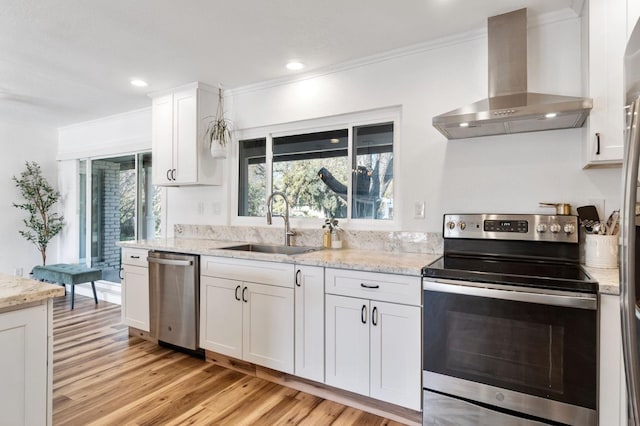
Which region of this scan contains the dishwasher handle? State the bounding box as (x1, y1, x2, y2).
(147, 257, 193, 267)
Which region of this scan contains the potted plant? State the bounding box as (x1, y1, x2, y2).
(12, 161, 65, 265)
(204, 86, 232, 158)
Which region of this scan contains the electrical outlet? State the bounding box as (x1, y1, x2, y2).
(414, 201, 425, 219)
(14, 268, 22, 277)
(197, 202, 205, 215)
(212, 202, 222, 215)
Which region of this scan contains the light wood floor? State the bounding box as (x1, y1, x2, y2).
(52, 293, 406, 425)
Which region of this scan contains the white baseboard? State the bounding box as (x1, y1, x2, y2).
(68, 280, 121, 305)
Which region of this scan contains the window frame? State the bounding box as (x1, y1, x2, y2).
(231, 107, 401, 230)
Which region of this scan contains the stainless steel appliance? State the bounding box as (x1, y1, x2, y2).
(148, 251, 200, 352)
(432, 8, 592, 139)
(422, 214, 598, 425)
(621, 16, 640, 425)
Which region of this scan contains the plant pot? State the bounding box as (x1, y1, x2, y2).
(210, 141, 227, 158)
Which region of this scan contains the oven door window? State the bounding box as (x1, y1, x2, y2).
(423, 289, 596, 410)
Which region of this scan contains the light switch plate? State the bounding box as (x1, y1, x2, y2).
(414, 201, 425, 219)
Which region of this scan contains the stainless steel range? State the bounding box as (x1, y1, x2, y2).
(422, 214, 597, 426)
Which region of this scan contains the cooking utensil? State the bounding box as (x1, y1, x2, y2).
(577, 205, 601, 233)
(605, 210, 620, 236)
(539, 202, 572, 215)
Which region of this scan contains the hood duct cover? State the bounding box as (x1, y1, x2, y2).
(432, 8, 592, 140)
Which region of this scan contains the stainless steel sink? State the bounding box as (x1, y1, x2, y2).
(221, 243, 322, 255)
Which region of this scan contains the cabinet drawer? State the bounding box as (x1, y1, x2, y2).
(121, 248, 149, 267)
(325, 268, 420, 305)
(201, 256, 295, 288)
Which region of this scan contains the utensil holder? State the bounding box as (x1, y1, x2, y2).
(584, 234, 619, 268)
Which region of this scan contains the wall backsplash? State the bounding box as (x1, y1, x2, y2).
(174, 224, 443, 254)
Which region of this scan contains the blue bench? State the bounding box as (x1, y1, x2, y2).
(31, 264, 102, 309)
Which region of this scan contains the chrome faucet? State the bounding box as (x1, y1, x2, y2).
(266, 191, 296, 246)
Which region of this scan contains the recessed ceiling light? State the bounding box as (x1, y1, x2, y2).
(545, 112, 557, 119)
(130, 79, 148, 87)
(459, 122, 469, 127)
(286, 61, 305, 71)
(330, 138, 340, 144)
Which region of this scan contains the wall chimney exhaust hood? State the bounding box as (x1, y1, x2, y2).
(432, 8, 592, 140)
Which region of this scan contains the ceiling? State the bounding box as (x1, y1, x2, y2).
(0, 0, 580, 127)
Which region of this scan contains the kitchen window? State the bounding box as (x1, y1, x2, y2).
(237, 114, 396, 222)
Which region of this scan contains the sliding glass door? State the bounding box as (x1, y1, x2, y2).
(79, 153, 161, 283)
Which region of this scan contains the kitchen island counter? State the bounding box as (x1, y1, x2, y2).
(0, 273, 65, 310)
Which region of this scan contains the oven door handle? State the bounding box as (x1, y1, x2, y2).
(423, 279, 597, 310)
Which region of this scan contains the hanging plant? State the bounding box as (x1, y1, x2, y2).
(204, 86, 232, 158)
(12, 161, 65, 265)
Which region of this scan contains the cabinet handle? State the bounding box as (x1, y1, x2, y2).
(361, 305, 367, 324)
(595, 132, 601, 155)
(235, 285, 241, 301)
(171, 169, 176, 180)
(242, 286, 248, 303)
(372, 306, 378, 326)
(166, 169, 171, 181)
(360, 283, 380, 289)
(295, 270, 301, 287)
(130, 255, 140, 259)
(119, 268, 124, 280)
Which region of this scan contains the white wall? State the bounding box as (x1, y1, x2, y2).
(57, 11, 622, 241)
(0, 120, 58, 275)
(225, 12, 620, 232)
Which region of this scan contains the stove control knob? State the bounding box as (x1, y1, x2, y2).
(563, 223, 576, 234)
(458, 222, 466, 230)
(446, 221, 456, 230)
(536, 224, 547, 233)
(550, 223, 561, 233)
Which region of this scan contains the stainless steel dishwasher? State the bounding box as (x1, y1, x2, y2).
(147, 251, 200, 352)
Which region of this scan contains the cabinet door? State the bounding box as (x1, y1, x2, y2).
(294, 265, 324, 382)
(325, 294, 370, 396)
(243, 282, 294, 374)
(200, 276, 243, 359)
(599, 294, 627, 425)
(370, 301, 421, 410)
(122, 264, 150, 332)
(584, 0, 626, 166)
(172, 88, 198, 184)
(0, 304, 48, 426)
(151, 94, 174, 185)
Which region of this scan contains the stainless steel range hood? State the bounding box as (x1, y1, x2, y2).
(432, 8, 592, 140)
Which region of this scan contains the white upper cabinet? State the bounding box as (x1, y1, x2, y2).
(583, 0, 626, 167)
(150, 82, 223, 186)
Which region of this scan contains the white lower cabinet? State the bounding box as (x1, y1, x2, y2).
(599, 294, 627, 425)
(200, 256, 295, 374)
(0, 303, 49, 426)
(325, 268, 422, 410)
(294, 265, 325, 382)
(121, 248, 150, 332)
(369, 300, 422, 406)
(326, 294, 370, 395)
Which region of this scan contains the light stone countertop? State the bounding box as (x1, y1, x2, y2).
(119, 238, 437, 276)
(0, 273, 65, 310)
(583, 266, 620, 296)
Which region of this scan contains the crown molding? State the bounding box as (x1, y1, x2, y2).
(227, 9, 580, 97)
